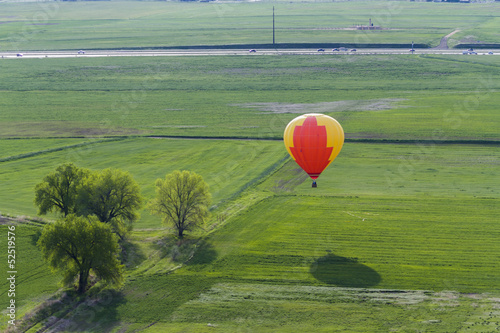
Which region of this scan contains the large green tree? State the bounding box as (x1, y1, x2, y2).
(149, 170, 211, 238)
(38, 215, 124, 294)
(77, 168, 143, 238)
(35, 164, 143, 238)
(34, 163, 89, 217)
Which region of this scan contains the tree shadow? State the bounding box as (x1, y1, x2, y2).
(17, 288, 127, 332)
(119, 238, 146, 269)
(30, 228, 43, 246)
(185, 239, 217, 266)
(46, 289, 128, 332)
(310, 253, 381, 288)
(76, 289, 127, 332)
(151, 235, 217, 267)
(157, 236, 196, 262)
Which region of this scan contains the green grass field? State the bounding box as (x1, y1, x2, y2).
(1, 55, 500, 141)
(0, 1, 499, 332)
(1, 139, 499, 331)
(0, 223, 60, 326)
(1, 1, 499, 51)
(0, 138, 286, 226)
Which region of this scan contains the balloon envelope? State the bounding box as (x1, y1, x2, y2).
(284, 113, 344, 180)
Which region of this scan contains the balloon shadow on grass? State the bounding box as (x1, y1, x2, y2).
(310, 253, 381, 288)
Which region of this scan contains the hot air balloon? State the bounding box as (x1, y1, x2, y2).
(284, 113, 344, 187)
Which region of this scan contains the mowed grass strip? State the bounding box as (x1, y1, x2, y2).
(163, 282, 499, 333)
(93, 276, 500, 332)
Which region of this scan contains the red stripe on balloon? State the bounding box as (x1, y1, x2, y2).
(289, 116, 333, 180)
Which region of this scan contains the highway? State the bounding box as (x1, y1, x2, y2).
(0, 48, 497, 59)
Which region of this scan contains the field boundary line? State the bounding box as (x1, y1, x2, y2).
(345, 138, 500, 145)
(148, 136, 500, 146)
(2, 135, 498, 146)
(0, 138, 124, 163)
(147, 135, 281, 141)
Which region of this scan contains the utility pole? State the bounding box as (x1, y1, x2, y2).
(273, 6, 275, 45)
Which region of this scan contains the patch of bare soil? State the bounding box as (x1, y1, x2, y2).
(27, 23, 60, 26)
(0, 215, 15, 224)
(233, 98, 407, 114)
(0, 215, 40, 225)
(0, 121, 143, 138)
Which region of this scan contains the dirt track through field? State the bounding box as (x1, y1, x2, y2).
(434, 29, 461, 50)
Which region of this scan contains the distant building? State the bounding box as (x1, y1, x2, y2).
(355, 18, 381, 30)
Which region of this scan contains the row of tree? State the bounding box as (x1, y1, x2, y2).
(35, 163, 211, 293)
(35, 163, 143, 238)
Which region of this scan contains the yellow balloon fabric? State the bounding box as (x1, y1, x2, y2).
(284, 113, 344, 180)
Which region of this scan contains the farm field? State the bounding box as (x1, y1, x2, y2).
(1, 138, 499, 331)
(0, 138, 287, 224)
(0, 1, 500, 51)
(0, 1, 499, 332)
(1, 55, 500, 141)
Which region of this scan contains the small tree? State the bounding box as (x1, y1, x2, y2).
(149, 170, 211, 238)
(34, 163, 89, 217)
(77, 168, 143, 238)
(38, 215, 124, 294)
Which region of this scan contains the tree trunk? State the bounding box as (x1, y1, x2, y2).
(77, 269, 89, 294)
